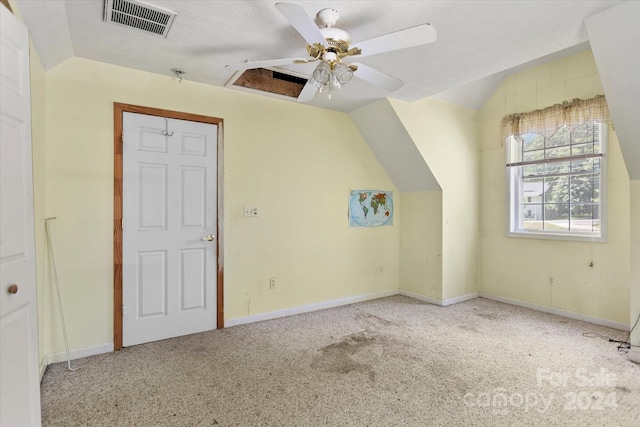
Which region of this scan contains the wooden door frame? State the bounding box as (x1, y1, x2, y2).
(113, 102, 224, 350)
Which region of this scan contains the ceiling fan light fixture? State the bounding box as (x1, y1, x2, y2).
(311, 61, 332, 88)
(333, 62, 353, 85)
(310, 59, 353, 95)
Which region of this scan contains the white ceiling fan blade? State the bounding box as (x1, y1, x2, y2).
(297, 81, 318, 103)
(353, 24, 437, 58)
(225, 58, 306, 72)
(275, 2, 327, 46)
(352, 63, 404, 92)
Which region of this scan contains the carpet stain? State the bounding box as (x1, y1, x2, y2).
(616, 386, 631, 393)
(311, 332, 376, 381)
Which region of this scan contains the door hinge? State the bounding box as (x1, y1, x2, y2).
(121, 305, 125, 317)
(121, 218, 124, 230)
(121, 131, 124, 144)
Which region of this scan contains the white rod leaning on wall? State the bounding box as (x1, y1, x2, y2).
(45, 217, 78, 371)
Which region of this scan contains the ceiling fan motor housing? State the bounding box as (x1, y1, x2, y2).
(307, 8, 352, 58)
(307, 26, 351, 59)
(323, 29, 350, 47)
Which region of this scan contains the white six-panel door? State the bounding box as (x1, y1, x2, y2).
(122, 113, 217, 347)
(0, 3, 42, 426)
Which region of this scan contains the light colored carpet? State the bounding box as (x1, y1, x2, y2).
(41, 296, 640, 426)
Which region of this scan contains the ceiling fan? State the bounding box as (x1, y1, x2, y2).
(225, 2, 437, 102)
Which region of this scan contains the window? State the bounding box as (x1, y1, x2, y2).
(502, 96, 611, 241)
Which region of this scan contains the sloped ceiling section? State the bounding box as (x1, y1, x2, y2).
(431, 42, 591, 110)
(585, 1, 640, 179)
(18, 0, 74, 68)
(350, 99, 440, 192)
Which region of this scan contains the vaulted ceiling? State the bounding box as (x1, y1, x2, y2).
(15, 0, 625, 112)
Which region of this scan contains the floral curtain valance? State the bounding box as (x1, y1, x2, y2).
(500, 95, 612, 139)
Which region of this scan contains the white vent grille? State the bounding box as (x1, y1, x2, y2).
(104, 0, 177, 37)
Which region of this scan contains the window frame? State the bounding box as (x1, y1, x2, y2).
(506, 122, 608, 242)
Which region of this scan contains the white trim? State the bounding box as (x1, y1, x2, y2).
(442, 292, 480, 306)
(479, 292, 629, 331)
(506, 230, 607, 243)
(628, 349, 640, 364)
(399, 290, 442, 306)
(506, 124, 608, 243)
(39, 355, 48, 382)
(46, 343, 114, 365)
(225, 290, 399, 327)
(399, 291, 626, 331)
(399, 290, 479, 307)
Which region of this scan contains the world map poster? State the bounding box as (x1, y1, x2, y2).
(349, 190, 394, 227)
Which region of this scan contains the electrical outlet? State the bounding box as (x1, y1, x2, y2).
(548, 276, 554, 286)
(243, 206, 259, 217)
(269, 277, 277, 289)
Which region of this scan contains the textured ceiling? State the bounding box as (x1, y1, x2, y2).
(15, 0, 625, 112)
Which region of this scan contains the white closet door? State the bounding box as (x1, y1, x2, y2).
(0, 3, 42, 426)
(122, 113, 217, 347)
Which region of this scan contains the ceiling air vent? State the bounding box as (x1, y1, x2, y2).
(104, 0, 177, 37)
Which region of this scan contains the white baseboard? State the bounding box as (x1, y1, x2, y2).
(39, 355, 48, 381)
(398, 290, 628, 331)
(479, 292, 629, 331)
(225, 289, 399, 327)
(442, 292, 480, 306)
(628, 348, 640, 364)
(46, 343, 114, 365)
(399, 290, 479, 307)
(399, 290, 442, 306)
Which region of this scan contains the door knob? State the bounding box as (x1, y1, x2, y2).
(202, 234, 215, 241)
(7, 284, 18, 294)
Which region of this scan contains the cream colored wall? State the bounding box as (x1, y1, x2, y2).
(390, 99, 479, 300)
(630, 181, 640, 358)
(478, 50, 630, 324)
(42, 57, 399, 354)
(399, 191, 442, 299)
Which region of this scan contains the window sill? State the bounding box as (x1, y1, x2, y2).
(507, 230, 606, 243)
